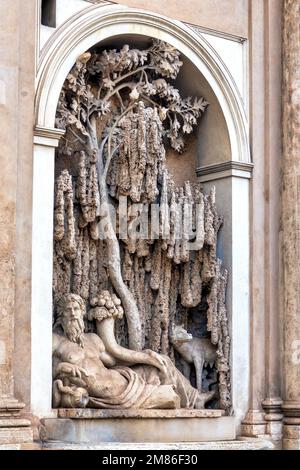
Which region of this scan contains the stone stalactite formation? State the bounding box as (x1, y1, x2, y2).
(53, 39, 231, 410)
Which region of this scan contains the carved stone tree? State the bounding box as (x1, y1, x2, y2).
(54, 40, 231, 410)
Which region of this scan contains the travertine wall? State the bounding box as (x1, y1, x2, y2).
(0, 0, 36, 444)
(116, 0, 249, 37)
(13, 0, 37, 409)
(0, 0, 36, 399)
(281, 0, 300, 450)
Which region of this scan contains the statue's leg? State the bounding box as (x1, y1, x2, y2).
(158, 356, 198, 408)
(141, 385, 180, 410)
(194, 356, 204, 392)
(159, 356, 215, 409)
(194, 390, 215, 409)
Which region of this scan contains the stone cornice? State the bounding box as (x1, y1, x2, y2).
(34, 126, 65, 147)
(187, 23, 246, 43)
(34, 125, 65, 139)
(196, 161, 253, 182)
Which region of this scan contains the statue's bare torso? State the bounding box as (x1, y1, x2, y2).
(53, 332, 128, 398)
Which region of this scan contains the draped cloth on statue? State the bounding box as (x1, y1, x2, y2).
(87, 357, 199, 409)
(132, 357, 200, 409)
(87, 367, 164, 409)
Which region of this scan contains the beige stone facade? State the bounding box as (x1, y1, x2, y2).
(0, 0, 299, 450)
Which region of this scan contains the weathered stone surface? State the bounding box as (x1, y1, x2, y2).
(57, 408, 224, 419)
(0, 399, 32, 444)
(0, 443, 41, 450)
(241, 410, 266, 437)
(42, 416, 235, 443)
(53, 294, 215, 411)
(115, 0, 248, 38)
(53, 40, 230, 412)
(0, 419, 31, 427)
(281, 0, 300, 451)
(0, 427, 33, 445)
(0, 0, 35, 446)
(42, 437, 274, 450)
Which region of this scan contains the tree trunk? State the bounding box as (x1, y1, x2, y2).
(96, 147, 142, 351)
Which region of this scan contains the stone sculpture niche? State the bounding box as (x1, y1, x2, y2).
(53, 39, 231, 411)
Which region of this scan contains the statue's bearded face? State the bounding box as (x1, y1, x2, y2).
(61, 299, 85, 347)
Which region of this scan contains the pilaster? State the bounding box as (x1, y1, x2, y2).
(0, 0, 35, 445)
(281, 0, 300, 451)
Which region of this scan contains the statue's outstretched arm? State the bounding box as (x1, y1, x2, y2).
(89, 291, 168, 373)
(95, 317, 167, 373)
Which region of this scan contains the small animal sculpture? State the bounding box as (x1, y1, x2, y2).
(170, 324, 217, 392)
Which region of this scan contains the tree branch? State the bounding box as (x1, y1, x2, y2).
(113, 65, 155, 86)
(140, 94, 160, 109)
(103, 81, 136, 103)
(68, 127, 86, 145)
(116, 91, 125, 111)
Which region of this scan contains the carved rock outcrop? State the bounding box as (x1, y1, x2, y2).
(53, 39, 231, 410)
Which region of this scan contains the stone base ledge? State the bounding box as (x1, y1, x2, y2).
(0, 438, 275, 451)
(0, 418, 31, 427)
(43, 414, 235, 443)
(0, 427, 33, 445)
(42, 438, 274, 450)
(0, 442, 41, 451)
(57, 408, 225, 419)
(0, 399, 33, 445)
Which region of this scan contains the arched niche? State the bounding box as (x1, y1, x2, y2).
(32, 3, 251, 436)
(36, 4, 250, 163)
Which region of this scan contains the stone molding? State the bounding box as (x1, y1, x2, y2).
(0, 398, 33, 445)
(188, 23, 246, 43)
(262, 397, 283, 417)
(41, 439, 274, 450)
(196, 161, 253, 182)
(34, 125, 65, 147)
(0, 398, 26, 414)
(282, 402, 300, 421)
(57, 409, 225, 419)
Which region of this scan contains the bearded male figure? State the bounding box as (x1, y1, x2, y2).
(52, 292, 214, 410)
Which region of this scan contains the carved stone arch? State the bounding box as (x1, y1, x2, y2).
(35, 3, 250, 164)
(32, 2, 251, 436)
